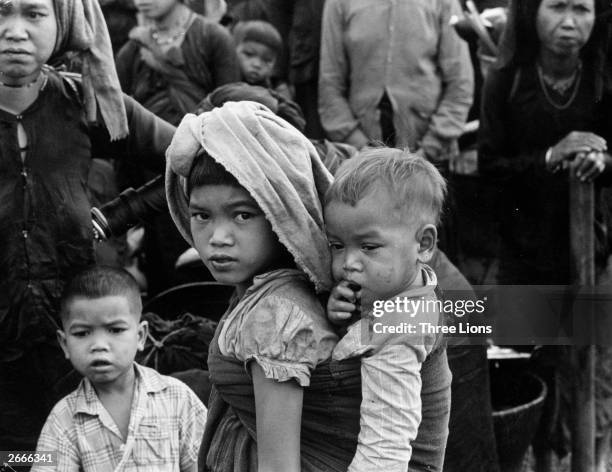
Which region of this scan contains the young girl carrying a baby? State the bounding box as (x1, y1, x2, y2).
(165, 101, 451, 472)
(166, 101, 361, 472)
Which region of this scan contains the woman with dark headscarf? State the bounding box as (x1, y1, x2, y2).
(0, 0, 176, 451)
(479, 0, 612, 468)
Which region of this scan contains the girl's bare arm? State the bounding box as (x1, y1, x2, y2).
(251, 362, 303, 472)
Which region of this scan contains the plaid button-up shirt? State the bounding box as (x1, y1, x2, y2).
(32, 363, 207, 472)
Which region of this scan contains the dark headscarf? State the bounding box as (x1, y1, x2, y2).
(52, 0, 128, 140)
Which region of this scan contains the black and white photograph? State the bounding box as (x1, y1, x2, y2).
(1, 0, 611, 471)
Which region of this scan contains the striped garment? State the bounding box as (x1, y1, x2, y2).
(332, 264, 450, 472)
(32, 363, 207, 472)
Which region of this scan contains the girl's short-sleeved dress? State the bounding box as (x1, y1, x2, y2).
(201, 268, 365, 472)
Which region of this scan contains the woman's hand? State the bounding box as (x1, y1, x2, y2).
(252, 363, 303, 472)
(327, 281, 361, 325)
(548, 131, 607, 170)
(571, 151, 610, 182)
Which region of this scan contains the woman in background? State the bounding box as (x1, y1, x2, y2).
(116, 0, 239, 293)
(479, 0, 612, 469)
(318, 0, 473, 158)
(0, 0, 175, 451)
(117, 0, 239, 125)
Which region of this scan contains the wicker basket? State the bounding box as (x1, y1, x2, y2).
(491, 365, 547, 472)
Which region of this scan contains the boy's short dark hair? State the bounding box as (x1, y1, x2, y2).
(60, 266, 142, 323)
(233, 20, 283, 57)
(325, 148, 447, 226)
(187, 152, 242, 195)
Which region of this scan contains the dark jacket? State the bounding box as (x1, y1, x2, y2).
(116, 15, 240, 127)
(479, 63, 612, 281)
(0, 70, 175, 360)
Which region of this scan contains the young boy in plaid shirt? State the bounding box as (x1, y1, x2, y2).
(32, 266, 207, 472)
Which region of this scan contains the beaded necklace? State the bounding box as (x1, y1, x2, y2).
(537, 61, 582, 110)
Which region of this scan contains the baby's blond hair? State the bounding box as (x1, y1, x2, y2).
(324, 148, 447, 226)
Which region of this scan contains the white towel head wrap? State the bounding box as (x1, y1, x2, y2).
(165, 101, 333, 293)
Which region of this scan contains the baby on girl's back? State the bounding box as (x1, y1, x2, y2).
(325, 149, 452, 471)
(163, 101, 450, 471)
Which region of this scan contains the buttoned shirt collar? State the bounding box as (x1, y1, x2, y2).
(73, 363, 168, 417)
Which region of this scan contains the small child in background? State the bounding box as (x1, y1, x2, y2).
(32, 266, 206, 472)
(325, 149, 452, 472)
(233, 20, 293, 100)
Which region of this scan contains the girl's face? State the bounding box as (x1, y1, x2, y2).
(536, 0, 595, 59)
(189, 184, 286, 295)
(0, 0, 57, 82)
(133, 0, 180, 22)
